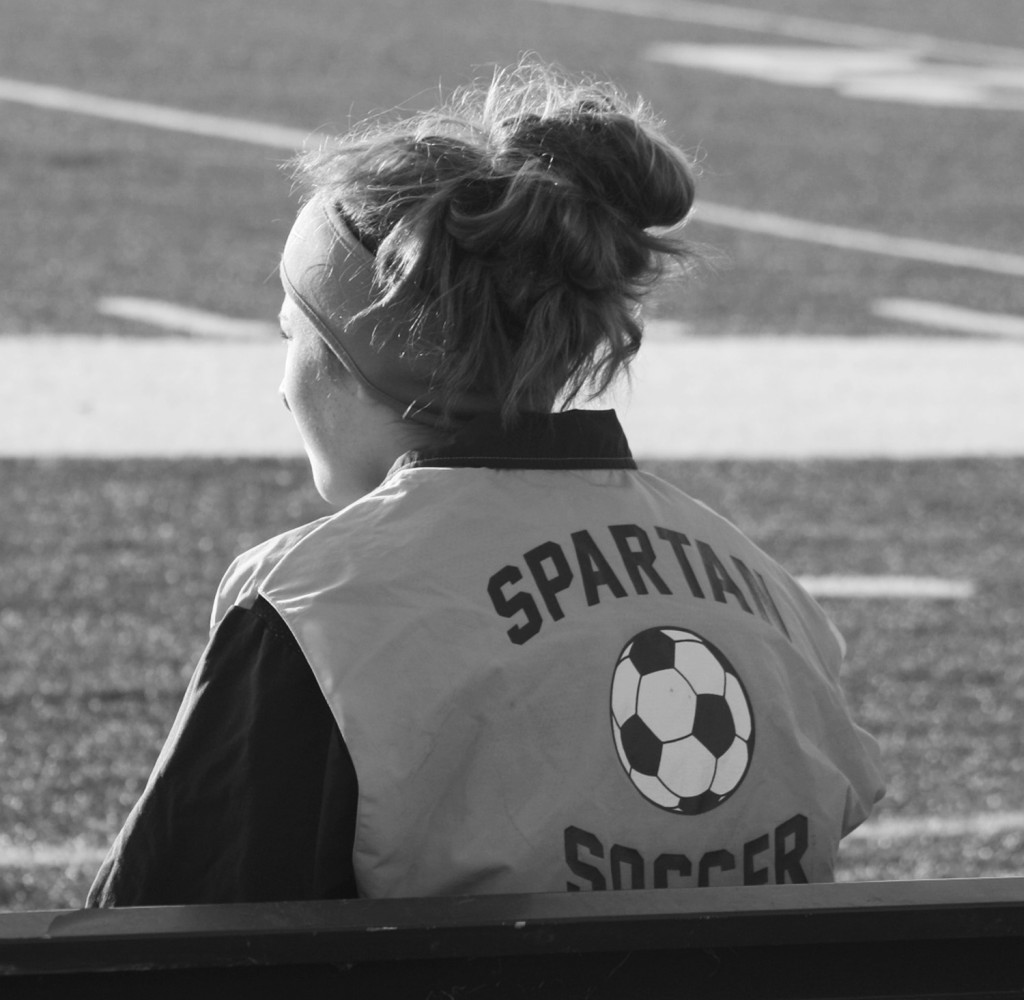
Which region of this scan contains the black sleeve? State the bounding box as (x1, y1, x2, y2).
(86, 596, 359, 906)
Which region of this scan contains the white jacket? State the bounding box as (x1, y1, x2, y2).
(213, 410, 885, 897)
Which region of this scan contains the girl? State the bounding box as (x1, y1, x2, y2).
(89, 63, 883, 905)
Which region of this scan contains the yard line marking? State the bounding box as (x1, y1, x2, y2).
(0, 840, 108, 869)
(3, 76, 1021, 278)
(98, 297, 277, 340)
(5, 334, 1023, 458)
(694, 202, 1024, 279)
(0, 76, 311, 149)
(645, 43, 1024, 112)
(3, 811, 1023, 867)
(524, 0, 1024, 66)
(848, 810, 1024, 842)
(798, 576, 975, 601)
(874, 299, 1024, 340)
(98, 301, 687, 344)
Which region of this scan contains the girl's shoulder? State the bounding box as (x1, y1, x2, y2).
(209, 514, 336, 628)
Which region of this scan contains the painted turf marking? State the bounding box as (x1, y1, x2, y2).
(0, 76, 315, 149)
(798, 576, 974, 601)
(0, 841, 108, 869)
(98, 297, 277, 339)
(847, 810, 1024, 842)
(524, 0, 1024, 66)
(645, 43, 1024, 112)
(3, 811, 1023, 868)
(5, 334, 1023, 458)
(693, 203, 1024, 279)
(3, 76, 1022, 279)
(874, 299, 1024, 340)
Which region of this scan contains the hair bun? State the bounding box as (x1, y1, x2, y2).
(502, 100, 694, 230)
(291, 61, 697, 426)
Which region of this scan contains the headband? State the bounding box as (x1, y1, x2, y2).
(279, 196, 497, 427)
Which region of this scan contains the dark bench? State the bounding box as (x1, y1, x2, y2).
(2, 878, 1023, 998)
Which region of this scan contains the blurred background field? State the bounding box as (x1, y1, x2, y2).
(2, 457, 1023, 908)
(1, 0, 1022, 908)
(3, 0, 1023, 337)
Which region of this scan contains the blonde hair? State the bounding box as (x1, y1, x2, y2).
(290, 61, 696, 426)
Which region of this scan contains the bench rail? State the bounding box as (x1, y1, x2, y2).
(2, 878, 1023, 998)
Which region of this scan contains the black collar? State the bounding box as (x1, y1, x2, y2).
(392, 409, 637, 472)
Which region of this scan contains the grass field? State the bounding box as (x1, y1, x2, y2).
(2, 457, 1023, 908)
(1, 0, 1023, 909)
(3, 0, 1023, 336)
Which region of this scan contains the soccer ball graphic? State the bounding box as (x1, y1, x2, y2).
(610, 626, 754, 815)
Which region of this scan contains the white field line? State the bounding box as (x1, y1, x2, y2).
(0, 76, 310, 150)
(4, 334, 1024, 459)
(608, 335, 1024, 460)
(98, 297, 277, 339)
(847, 811, 1024, 842)
(798, 576, 974, 601)
(0, 841, 108, 869)
(2, 76, 1021, 279)
(695, 203, 1024, 279)
(874, 299, 1024, 340)
(523, 0, 1024, 66)
(3, 811, 1022, 868)
(644, 42, 1024, 113)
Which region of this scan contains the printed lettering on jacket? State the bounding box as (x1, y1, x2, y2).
(486, 522, 790, 645)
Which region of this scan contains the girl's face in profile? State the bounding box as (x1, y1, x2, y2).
(277, 290, 441, 508)
(277, 295, 373, 508)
